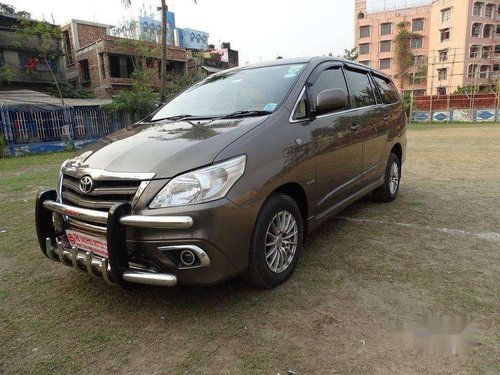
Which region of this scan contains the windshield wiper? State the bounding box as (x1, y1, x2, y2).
(149, 114, 195, 122)
(220, 110, 272, 119)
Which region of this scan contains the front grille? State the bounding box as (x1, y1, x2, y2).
(61, 174, 142, 212)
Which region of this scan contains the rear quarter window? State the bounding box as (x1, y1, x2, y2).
(373, 76, 400, 104)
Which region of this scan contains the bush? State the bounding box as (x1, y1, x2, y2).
(0, 134, 7, 158)
(47, 80, 95, 99)
(103, 71, 157, 119)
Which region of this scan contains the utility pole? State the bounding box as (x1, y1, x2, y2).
(160, 0, 167, 102)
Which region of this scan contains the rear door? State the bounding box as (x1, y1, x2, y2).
(306, 64, 363, 216)
(343, 67, 387, 186)
(367, 74, 403, 184)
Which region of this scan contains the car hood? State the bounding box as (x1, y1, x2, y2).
(64, 116, 268, 179)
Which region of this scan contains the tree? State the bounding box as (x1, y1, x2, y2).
(121, 0, 198, 101)
(339, 47, 358, 61)
(394, 22, 421, 88)
(0, 2, 31, 18)
(103, 71, 157, 119)
(14, 17, 65, 105)
(0, 65, 12, 85)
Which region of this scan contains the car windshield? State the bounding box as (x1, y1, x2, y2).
(151, 63, 306, 121)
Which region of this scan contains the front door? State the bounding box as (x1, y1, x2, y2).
(307, 65, 363, 217)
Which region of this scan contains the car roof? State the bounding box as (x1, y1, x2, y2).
(233, 57, 392, 81)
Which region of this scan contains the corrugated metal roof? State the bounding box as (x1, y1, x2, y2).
(0, 90, 111, 110)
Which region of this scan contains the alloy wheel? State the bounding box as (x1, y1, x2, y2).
(264, 210, 298, 273)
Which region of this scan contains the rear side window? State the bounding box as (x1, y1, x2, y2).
(373, 76, 400, 104)
(311, 67, 350, 112)
(345, 70, 377, 108)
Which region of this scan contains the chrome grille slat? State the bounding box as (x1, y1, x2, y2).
(62, 179, 138, 196)
(63, 191, 118, 210)
(61, 174, 143, 228)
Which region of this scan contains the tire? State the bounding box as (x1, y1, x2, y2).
(244, 193, 304, 288)
(373, 153, 401, 202)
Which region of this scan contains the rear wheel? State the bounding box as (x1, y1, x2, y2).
(244, 194, 304, 288)
(373, 153, 401, 202)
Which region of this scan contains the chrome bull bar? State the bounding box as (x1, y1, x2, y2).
(45, 238, 178, 287)
(35, 190, 191, 288)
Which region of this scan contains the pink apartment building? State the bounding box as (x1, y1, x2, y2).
(354, 0, 500, 95)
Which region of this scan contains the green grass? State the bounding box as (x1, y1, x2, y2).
(408, 121, 500, 130)
(1, 126, 499, 374)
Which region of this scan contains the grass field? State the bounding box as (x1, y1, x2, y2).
(1, 123, 499, 374)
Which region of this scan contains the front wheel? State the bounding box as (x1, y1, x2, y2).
(373, 153, 401, 202)
(244, 194, 304, 288)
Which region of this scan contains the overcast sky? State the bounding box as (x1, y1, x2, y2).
(4, 0, 355, 65)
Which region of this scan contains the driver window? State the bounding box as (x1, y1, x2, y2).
(311, 68, 350, 114)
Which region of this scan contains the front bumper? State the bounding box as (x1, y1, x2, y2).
(35, 190, 200, 289)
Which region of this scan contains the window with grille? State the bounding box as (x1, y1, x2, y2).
(468, 64, 479, 78)
(440, 28, 451, 42)
(483, 24, 494, 38)
(471, 23, 482, 37)
(473, 2, 484, 17)
(482, 46, 492, 58)
(380, 23, 392, 36)
(379, 58, 391, 70)
(480, 65, 490, 78)
(485, 4, 495, 18)
(437, 68, 448, 81)
(359, 26, 371, 38)
(470, 45, 481, 58)
(439, 49, 448, 62)
(414, 55, 425, 65)
(441, 8, 452, 23)
(380, 40, 391, 53)
(410, 37, 423, 49)
(359, 43, 370, 55)
(437, 87, 447, 95)
(412, 18, 424, 32)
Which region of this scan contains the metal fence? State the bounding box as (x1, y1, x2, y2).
(0, 106, 139, 155)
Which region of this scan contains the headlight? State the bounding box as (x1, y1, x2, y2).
(149, 155, 246, 209)
(56, 160, 68, 201)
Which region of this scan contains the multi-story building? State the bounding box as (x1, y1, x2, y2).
(0, 13, 65, 91)
(355, 0, 432, 95)
(354, 0, 500, 95)
(427, 0, 500, 95)
(62, 9, 238, 97)
(61, 19, 189, 97)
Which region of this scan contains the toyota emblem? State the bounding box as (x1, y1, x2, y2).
(79, 175, 94, 193)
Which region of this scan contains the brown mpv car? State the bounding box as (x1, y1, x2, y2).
(35, 57, 407, 289)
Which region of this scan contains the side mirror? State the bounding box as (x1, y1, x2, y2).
(316, 89, 348, 115)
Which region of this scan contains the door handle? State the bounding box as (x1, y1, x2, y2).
(350, 124, 360, 132)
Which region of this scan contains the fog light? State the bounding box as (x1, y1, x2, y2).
(180, 250, 196, 266)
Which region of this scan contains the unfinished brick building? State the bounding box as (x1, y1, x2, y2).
(61, 19, 188, 97)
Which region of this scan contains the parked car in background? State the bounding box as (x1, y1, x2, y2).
(35, 57, 406, 289)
